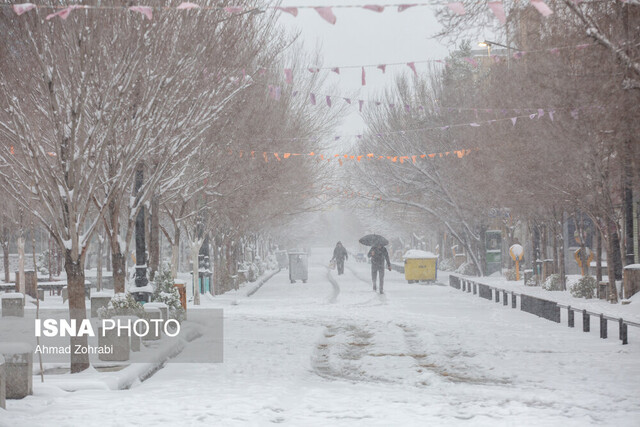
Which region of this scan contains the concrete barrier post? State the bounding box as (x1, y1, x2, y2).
(90, 292, 112, 318)
(0, 343, 33, 399)
(142, 306, 163, 341)
(0, 355, 5, 409)
(1, 293, 25, 317)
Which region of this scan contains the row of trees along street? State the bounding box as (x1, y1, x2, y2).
(349, 1, 639, 302)
(0, 2, 342, 373)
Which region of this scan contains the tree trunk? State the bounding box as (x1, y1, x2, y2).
(97, 233, 103, 292)
(1, 231, 9, 283)
(64, 250, 90, 373)
(170, 226, 181, 279)
(149, 194, 160, 281)
(17, 235, 25, 294)
(610, 225, 623, 281)
(191, 241, 202, 305)
(112, 250, 126, 294)
(559, 231, 566, 290)
(596, 228, 603, 283)
(606, 220, 619, 303)
(623, 125, 635, 265)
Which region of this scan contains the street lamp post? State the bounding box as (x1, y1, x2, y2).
(478, 40, 517, 69)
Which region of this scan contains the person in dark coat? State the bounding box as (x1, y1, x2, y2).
(331, 241, 348, 275)
(367, 243, 391, 293)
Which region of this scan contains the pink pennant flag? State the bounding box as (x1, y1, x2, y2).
(130, 6, 153, 20)
(363, 5, 385, 12)
(331, 67, 340, 74)
(224, 7, 244, 14)
(407, 62, 417, 76)
(377, 64, 387, 73)
(361, 67, 366, 86)
(46, 5, 84, 20)
(177, 2, 200, 10)
(274, 87, 281, 101)
(398, 4, 417, 12)
(530, 0, 553, 17)
(13, 3, 36, 15)
(488, 2, 506, 24)
(537, 108, 545, 118)
(576, 43, 590, 49)
(405, 105, 411, 112)
(326, 96, 332, 107)
(529, 113, 536, 119)
(344, 98, 352, 104)
(513, 51, 526, 59)
(308, 67, 319, 73)
(284, 68, 293, 84)
(310, 93, 316, 105)
(549, 47, 561, 55)
(292, 91, 299, 97)
(359, 100, 364, 112)
(315, 7, 337, 24)
(446, 2, 466, 15)
(335, 136, 341, 141)
(548, 110, 555, 121)
(570, 109, 579, 119)
(463, 57, 479, 67)
(276, 7, 298, 17)
(469, 123, 481, 127)
(511, 117, 517, 126)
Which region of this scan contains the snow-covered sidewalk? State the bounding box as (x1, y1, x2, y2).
(2, 248, 639, 426)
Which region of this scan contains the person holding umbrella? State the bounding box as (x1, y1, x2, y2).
(360, 234, 392, 294)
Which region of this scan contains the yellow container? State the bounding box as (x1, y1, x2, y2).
(403, 251, 437, 283)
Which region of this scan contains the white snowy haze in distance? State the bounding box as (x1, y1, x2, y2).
(276, 1, 451, 138)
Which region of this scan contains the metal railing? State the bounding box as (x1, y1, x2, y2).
(449, 274, 638, 345)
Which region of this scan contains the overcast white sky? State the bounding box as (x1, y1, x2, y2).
(277, 2, 453, 137)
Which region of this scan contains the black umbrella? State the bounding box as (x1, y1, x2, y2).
(359, 234, 389, 247)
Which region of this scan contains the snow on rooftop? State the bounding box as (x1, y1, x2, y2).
(624, 264, 640, 270)
(403, 250, 437, 259)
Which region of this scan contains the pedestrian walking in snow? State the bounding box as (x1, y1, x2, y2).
(331, 241, 348, 275)
(368, 243, 391, 294)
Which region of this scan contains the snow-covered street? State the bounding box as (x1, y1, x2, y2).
(3, 248, 639, 426)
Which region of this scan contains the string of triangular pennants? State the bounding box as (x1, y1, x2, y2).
(278, 42, 594, 87)
(268, 81, 600, 121)
(255, 105, 595, 143)
(7, 2, 558, 23)
(226, 148, 473, 166)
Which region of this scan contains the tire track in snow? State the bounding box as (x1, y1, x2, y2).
(325, 267, 340, 304)
(397, 323, 511, 387)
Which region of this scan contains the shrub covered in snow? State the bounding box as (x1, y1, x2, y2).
(505, 268, 517, 281)
(438, 258, 456, 271)
(36, 250, 51, 276)
(542, 274, 564, 291)
(152, 268, 186, 322)
(525, 275, 538, 286)
(98, 292, 147, 319)
(569, 275, 597, 299)
(455, 262, 477, 276)
(239, 261, 259, 282)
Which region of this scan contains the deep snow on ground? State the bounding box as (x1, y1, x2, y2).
(2, 247, 639, 426)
